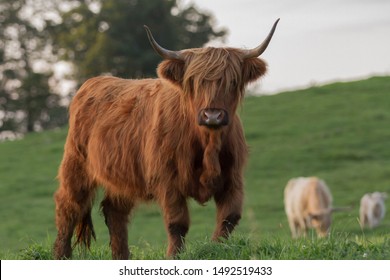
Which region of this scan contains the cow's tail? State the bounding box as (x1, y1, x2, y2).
(73, 208, 96, 249)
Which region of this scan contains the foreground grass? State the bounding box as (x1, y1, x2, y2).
(3, 234, 390, 260)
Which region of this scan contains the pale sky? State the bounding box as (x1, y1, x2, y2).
(182, 0, 390, 94)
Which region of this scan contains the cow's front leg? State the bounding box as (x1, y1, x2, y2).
(287, 218, 300, 238)
(159, 190, 189, 258)
(212, 183, 243, 241)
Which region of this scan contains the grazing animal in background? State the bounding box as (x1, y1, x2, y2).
(284, 177, 345, 238)
(53, 20, 280, 259)
(359, 192, 387, 229)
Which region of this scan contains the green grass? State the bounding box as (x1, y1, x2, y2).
(3, 234, 390, 260)
(1, 76, 390, 259)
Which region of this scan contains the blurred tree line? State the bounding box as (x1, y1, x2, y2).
(0, 0, 226, 139)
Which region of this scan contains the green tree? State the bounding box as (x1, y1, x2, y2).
(50, 0, 227, 84)
(0, 0, 66, 135)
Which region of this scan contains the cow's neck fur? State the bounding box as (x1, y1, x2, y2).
(198, 129, 223, 203)
(142, 82, 232, 205)
(176, 108, 228, 204)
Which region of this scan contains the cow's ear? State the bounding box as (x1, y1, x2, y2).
(242, 58, 267, 85)
(157, 60, 185, 87)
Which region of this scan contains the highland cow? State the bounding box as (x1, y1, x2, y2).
(360, 192, 387, 229)
(284, 177, 348, 238)
(54, 19, 279, 259)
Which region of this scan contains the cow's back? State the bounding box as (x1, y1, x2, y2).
(64, 76, 181, 199)
(67, 77, 158, 149)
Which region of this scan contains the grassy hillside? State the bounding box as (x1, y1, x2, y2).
(1, 76, 389, 259)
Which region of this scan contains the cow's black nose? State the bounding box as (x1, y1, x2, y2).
(198, 108, 228, 128)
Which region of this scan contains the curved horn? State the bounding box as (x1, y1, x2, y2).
(144, 25, 183, 60)
(242, 18, 280, 59)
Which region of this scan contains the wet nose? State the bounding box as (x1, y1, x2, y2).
(198, 108, 228, 128)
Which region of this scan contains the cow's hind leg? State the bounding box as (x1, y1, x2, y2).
(54, 156, 96, 259)
(101, 195, 133, 259)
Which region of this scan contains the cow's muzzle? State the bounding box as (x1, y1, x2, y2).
(198, 108, 228, 128)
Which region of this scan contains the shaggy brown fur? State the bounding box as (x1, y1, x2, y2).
(53, 44, 268, 259)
